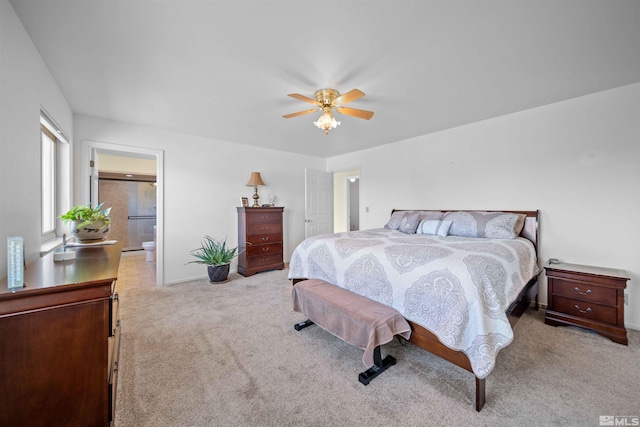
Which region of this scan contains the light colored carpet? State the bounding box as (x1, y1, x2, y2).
(115, 269, 639, 427)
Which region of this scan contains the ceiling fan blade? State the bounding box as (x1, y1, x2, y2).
(334, 89, 365, 106)
(287, 93, 320, 106)
(335, 107, 374, 120)
(282, 108, 318, 118)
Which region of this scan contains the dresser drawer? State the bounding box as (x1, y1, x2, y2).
(246, 233, 281, 245)
(247, 212, 281, 224)
(247, 253, 283, 268)
(552, 278, 616, 306)
(247, 223, 282, 236)
(247, 242, 282, 257)
(552, 296, 617, 325)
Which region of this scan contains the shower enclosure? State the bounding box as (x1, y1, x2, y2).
(99, 177, 156, 251)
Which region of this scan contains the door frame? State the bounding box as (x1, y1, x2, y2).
(81, 140, 164, 286)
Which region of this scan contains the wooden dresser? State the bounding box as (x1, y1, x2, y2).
(0, 243, 122, 426)
(237, 207, 284, 276)
(544, 262, 628, 345)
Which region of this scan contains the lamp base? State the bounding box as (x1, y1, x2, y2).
(252, 186, 260, 207)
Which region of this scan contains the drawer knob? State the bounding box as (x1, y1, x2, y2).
(574, 304, 592, 314)
(262, 237, 269, 241)
(262, 247, 269, 252)
(573, 287, 592, 296)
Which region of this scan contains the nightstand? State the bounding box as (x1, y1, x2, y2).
(544, 262, 628, 345)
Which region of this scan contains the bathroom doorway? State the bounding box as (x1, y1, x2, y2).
(84, 141, 164, 286)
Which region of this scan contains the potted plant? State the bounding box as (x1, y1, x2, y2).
(60, 203, 111, 242)
(188, 236, 238, 283)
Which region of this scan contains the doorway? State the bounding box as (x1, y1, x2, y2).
(347, 176, 360, 231)
(82, 140, 164, 286)
(332, 168, 360, 233)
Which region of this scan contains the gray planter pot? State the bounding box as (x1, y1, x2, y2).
(207, 264, 230, 283)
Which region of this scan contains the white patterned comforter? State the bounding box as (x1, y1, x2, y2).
(288, 228, 540, 378)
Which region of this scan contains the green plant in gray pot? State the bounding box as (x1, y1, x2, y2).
(188, 236, 238, 282)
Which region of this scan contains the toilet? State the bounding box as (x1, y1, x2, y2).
(142, 241, 155, 262)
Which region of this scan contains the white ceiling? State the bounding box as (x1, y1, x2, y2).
(10, 0, 640, 158)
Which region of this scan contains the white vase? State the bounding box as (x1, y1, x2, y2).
(71, 220, 110, 242)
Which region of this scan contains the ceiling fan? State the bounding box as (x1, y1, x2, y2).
(282, 89, 374, 134)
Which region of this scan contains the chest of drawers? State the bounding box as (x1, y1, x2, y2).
(544, 262, 628, 345)
(0, 243, 122, 426)
(237, 207, 285, 276)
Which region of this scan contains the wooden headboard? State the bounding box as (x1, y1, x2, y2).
(391, 209, 539, 255)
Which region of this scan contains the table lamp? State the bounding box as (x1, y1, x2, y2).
(246, 172, 266, 207)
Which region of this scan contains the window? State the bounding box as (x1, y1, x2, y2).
(41, 125, 56, 237)
(40, 112, 69, 242)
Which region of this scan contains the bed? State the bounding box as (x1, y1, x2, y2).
(289, 209, 541, 411)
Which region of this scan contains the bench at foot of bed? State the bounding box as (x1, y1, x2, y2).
(292, 279, 411, 384)
(294, 319, 398, 384)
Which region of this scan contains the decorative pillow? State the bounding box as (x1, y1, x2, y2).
(418, 219, 452, 236)
(418, 211, 444, 221)
(443, 211, 527, 239)
(384, 211, 406, 230)
(398, 212, 421, 234)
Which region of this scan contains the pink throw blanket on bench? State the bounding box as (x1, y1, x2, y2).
(292, 279, 412, 367)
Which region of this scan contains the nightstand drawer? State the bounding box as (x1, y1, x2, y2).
(247, 223, 282, 236)
(552, 296, 617, 325)
(247, 212, 281, 224)
(552, 278, 616, 306)
(247, 242, 282, 257)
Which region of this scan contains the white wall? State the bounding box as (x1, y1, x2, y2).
(73, 115, 325, 284)
(328, 83, 640, 329)
(99, 154, 156, 175)
(0, 0, 73, 277)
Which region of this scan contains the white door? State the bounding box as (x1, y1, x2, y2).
(305, 169, 333, 238)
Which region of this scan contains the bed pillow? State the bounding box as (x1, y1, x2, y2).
(384, 211, 406, 230)
(443, 211, 527, 239)
(417, 219, 452, 236)
(418, 210, 444, 221)
(398, 212, 421, 234)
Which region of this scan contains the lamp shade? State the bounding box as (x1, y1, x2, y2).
(246, 172, 265, 187)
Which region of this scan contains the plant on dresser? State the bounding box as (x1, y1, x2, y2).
(60, 202, 112, 242)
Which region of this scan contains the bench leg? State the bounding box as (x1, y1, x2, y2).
(294, 319, 315, 331)
(358, 346, 397, 386)
(475, 377, 485, 411)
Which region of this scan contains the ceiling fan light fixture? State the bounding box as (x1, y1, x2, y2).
(313, 112, 340, 135)
(284, 88, 372, 134)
